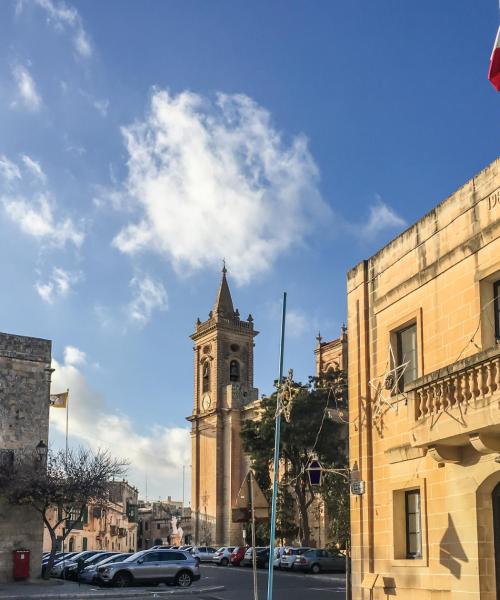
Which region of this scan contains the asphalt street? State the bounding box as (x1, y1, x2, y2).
(0, 565, 346, 599)
(117, 564, 346, 600)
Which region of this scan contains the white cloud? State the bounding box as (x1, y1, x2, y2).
(128, 274, 168, 326)
(358, 200, 406, 239)
(35, 267, 81, 303)
(33, 0, 92, 58)
(3, 193, 84, 247)
(64, 345, 86, 366)
(21, 154, 46, 182)
(12, 65, 42, 111)
(93, 98, 109, 117)
(113, 90, 330, 284)
(287, 309, 309, 339)
(50, 354, 191, 500)
(0, 155, 21, 182)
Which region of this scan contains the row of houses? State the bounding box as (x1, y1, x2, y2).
(42, 480, 139, 554)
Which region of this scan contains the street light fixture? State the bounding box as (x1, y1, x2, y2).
(306, 456, 323, 487)
(36, 440, 48, 461)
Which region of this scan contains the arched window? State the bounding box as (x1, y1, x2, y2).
(202, 361, 210, 393)
(230, 360, 240, 382)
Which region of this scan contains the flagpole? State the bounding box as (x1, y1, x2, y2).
(65, 389, 69, 463)
(266, 292, 287, 600)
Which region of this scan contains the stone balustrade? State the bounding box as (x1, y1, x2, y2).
(413, 350, 500, 421)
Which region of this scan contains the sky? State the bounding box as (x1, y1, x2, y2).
(1, 0, 499, 502)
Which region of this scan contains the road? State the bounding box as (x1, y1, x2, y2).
(121, 564, 346, 600)
(0, 565, 346, 599)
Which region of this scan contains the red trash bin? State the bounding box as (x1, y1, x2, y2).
(12, 549, 30, 580)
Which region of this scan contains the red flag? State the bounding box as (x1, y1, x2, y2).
(488, 27, 500, 90)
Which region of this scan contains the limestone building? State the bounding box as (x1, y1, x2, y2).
(311, 327, 349, 549)
(315, 326, 348, 376)
(0, 332, 52, 581)
(42, 480, 139, 554)
(187, 267, 259, 546)
(347, 158, 500, 599)
(137, 498, 192, 549)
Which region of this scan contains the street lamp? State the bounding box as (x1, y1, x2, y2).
(306, 456, 323, 487)
(36, 440, 48, 461)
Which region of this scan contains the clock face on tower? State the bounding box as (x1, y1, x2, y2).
(202, 393, 212, 411)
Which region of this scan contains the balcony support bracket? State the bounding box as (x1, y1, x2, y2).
(428, 445, 462, 464)
(469, 433, 500, 454)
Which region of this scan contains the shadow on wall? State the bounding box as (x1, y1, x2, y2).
(440, 514, 468, 579)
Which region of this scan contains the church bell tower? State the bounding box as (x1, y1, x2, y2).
(187, 266, 258, 546)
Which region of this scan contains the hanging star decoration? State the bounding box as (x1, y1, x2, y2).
(277, 369, 301, 422)
(368, 344, 409, 420)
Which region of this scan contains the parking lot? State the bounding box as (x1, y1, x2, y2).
(0, 565, 345, 600)
(195, 563, 346, 600)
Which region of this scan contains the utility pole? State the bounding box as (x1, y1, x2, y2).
(266, 292, 287, 600)
(249, 471, 258, 600)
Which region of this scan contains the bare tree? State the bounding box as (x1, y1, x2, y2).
(0, 446, 128, 579)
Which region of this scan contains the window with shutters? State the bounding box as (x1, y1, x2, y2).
(405, 490, 422, 559)
(395, 323, 418, 392)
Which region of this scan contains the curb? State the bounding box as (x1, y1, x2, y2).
(0, 585, 225, 600)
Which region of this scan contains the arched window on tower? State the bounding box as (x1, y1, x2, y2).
(202, 361, 210, 393)
(230, 360, 240, 382)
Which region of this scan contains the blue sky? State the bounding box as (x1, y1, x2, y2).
(1, 0, 499, 501)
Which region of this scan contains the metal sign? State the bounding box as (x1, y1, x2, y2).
(350, 480, 365, 495)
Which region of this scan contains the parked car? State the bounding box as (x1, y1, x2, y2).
(97, 549, 200, 588)
(42, 551, 77, 565)
(41, 552, 78, 577)
(273, 547, 284, 568)
(66, 551, 111, 581)
(212, 546, 236, 566)
(230, 546, 246, 566)
(51, 551, 103, 579)
(79, 553, 131, 584)
(293, 548, 346, 573)
(241, 546, 266, 567)
(191, 546, 217, 562)
(255, 547, 271, 569)
(279, 547, 311, 570)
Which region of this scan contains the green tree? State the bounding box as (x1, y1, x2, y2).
(0, 446, 127, 579)
(241, 368, 348, 547)
(321, 471, 350, 550)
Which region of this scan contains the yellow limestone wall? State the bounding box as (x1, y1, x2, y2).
(347, 158, 500, 599)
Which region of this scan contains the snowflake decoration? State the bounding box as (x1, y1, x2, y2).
(368, 344, 409, 420)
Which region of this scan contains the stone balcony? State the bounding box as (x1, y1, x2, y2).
(407, 346, 500, 462)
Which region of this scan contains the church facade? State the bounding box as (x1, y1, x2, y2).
(187, 267, 259, 546)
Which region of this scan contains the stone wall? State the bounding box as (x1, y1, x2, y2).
(0, 332, 51, 582)
(347, 158, 500, 599)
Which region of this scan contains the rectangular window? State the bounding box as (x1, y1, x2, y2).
(494, 281, 500, 341)
(405, 490, 422, 559)
(157, 523, 160, 530)
(82, 537, 88, 551)
(396, 324, 418, 391)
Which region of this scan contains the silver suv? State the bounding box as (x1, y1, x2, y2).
(97, 549, 201, 588)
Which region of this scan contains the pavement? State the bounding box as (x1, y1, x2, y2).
(0, 564, 345, 600)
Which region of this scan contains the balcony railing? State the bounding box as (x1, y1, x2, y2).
(407, 346, 500, 454)
(412, 347, 500, 421)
